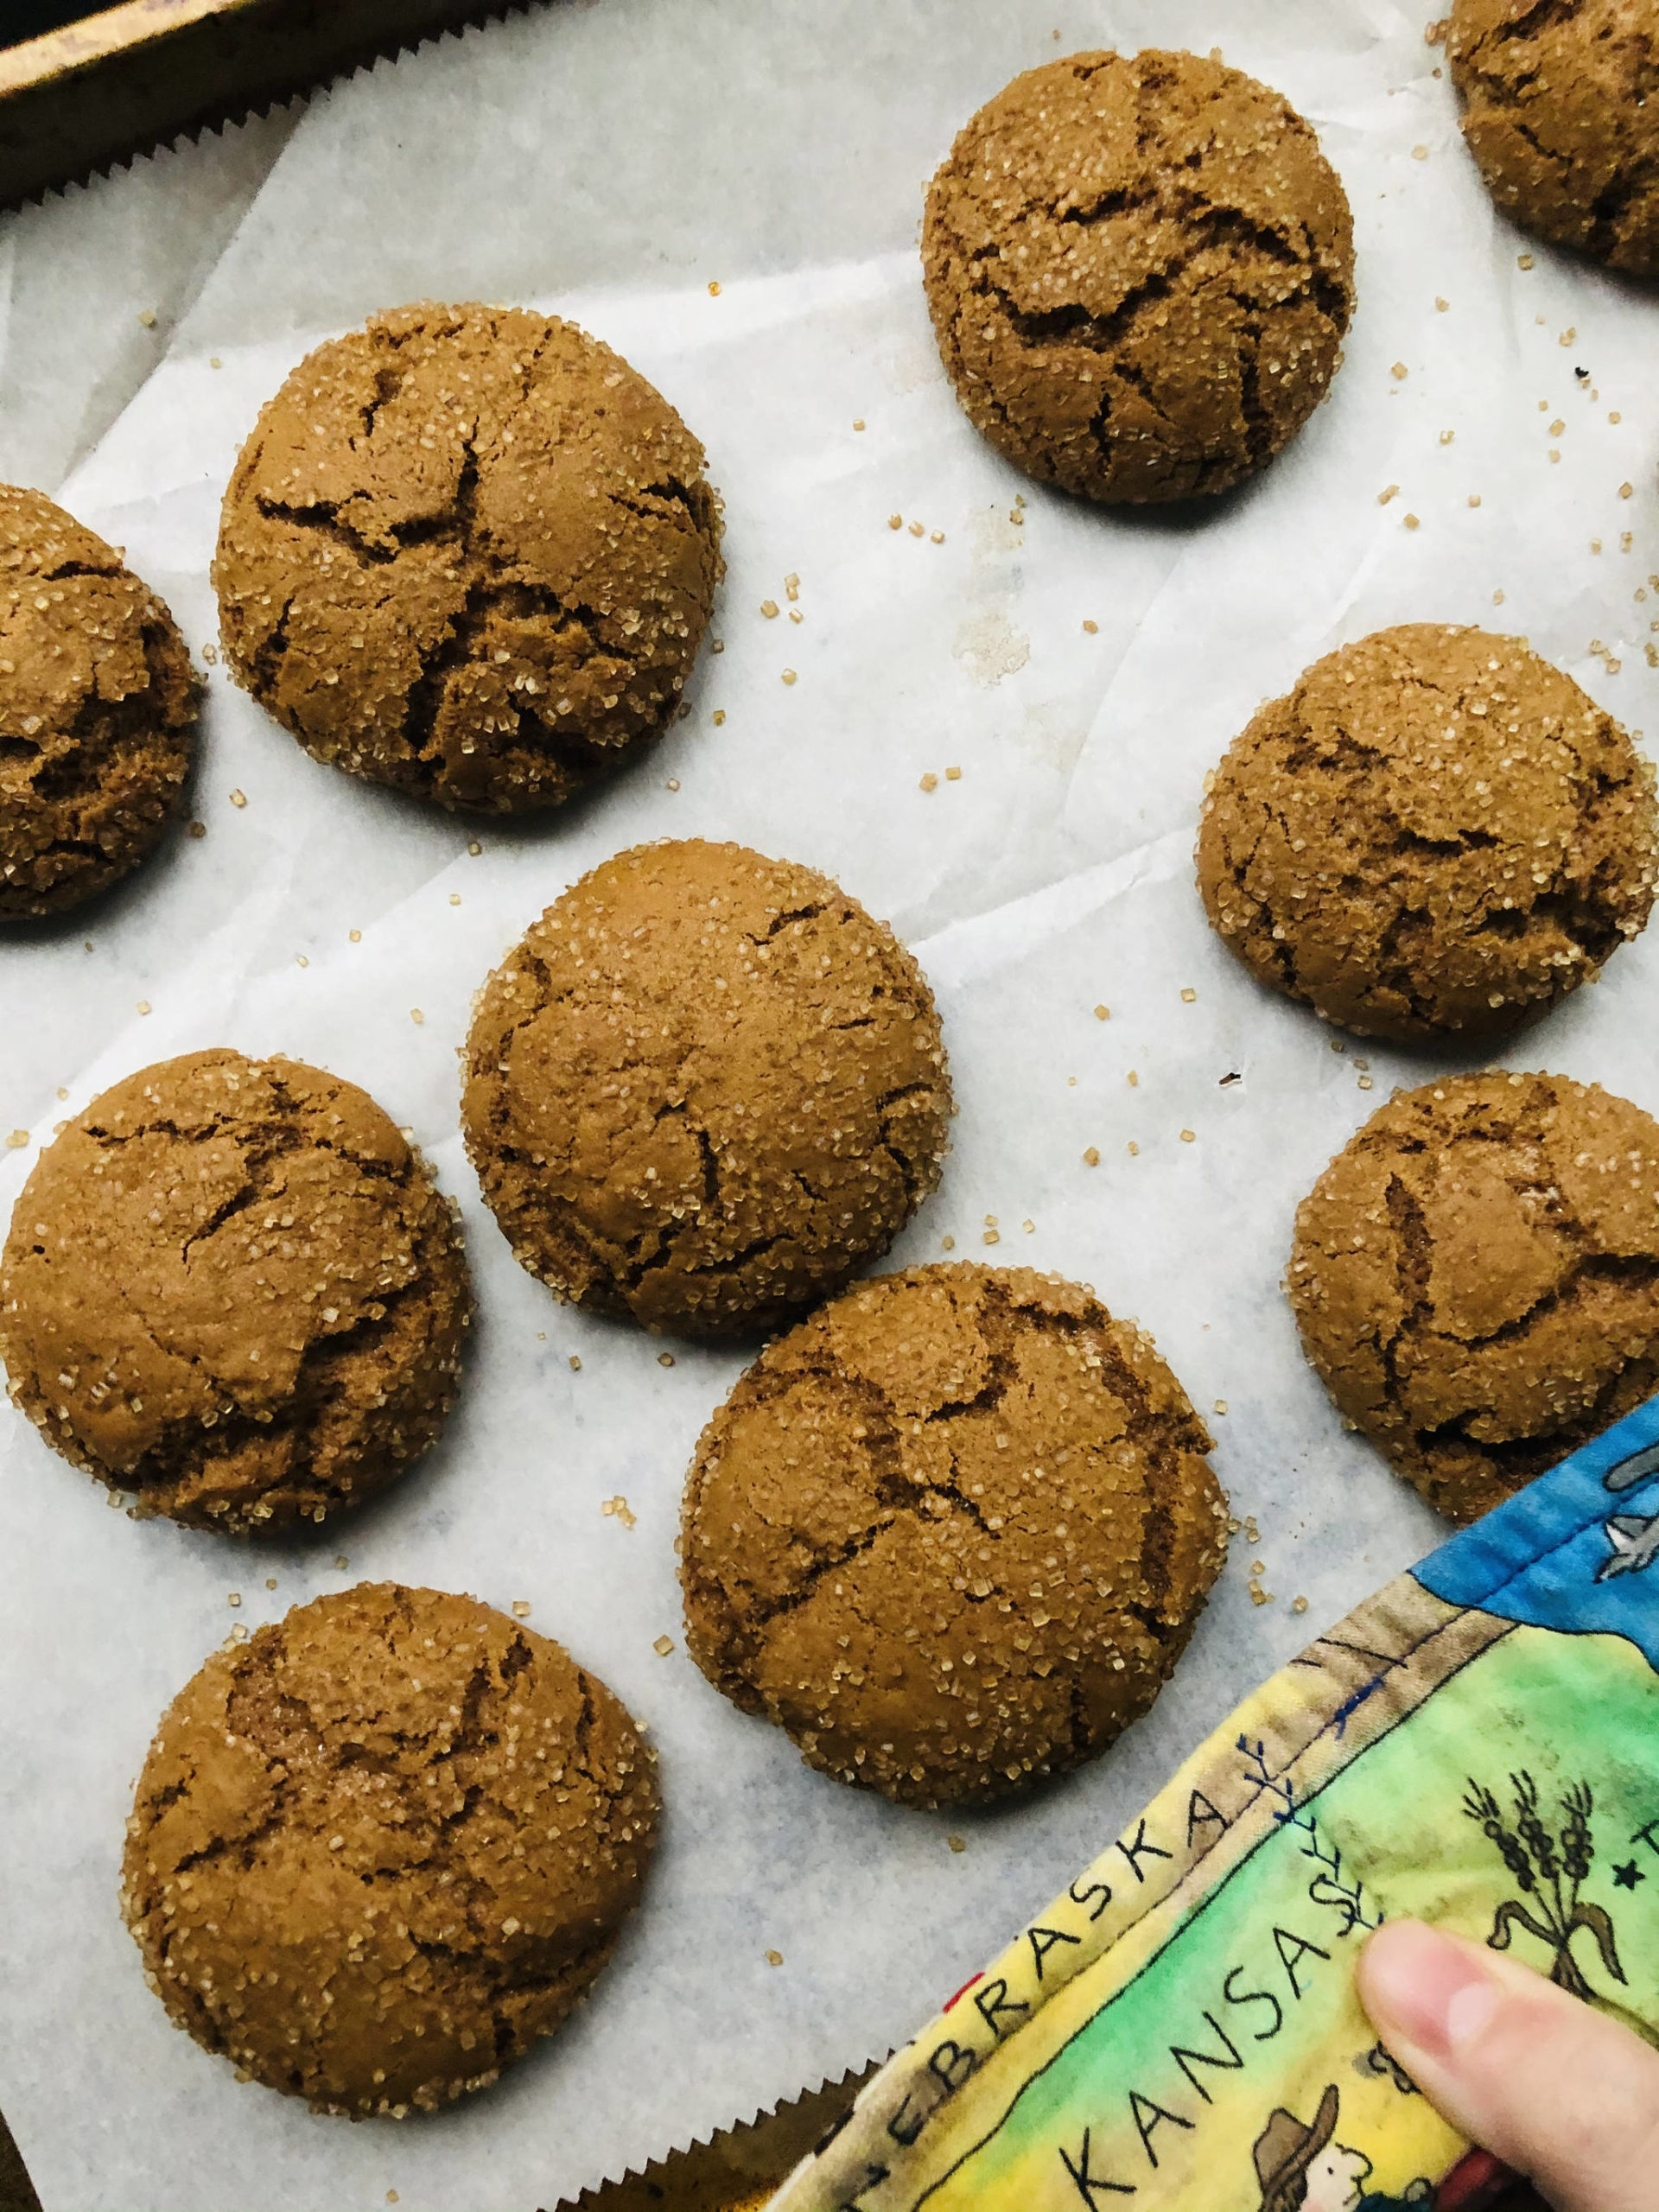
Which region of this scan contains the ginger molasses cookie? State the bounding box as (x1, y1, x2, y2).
(1, 483, 198, 918)
(1449, 0, 1659, 277)
(0, 1050, 470, 1530)
(214, 303, 721, 815)
(922, 50, 1355, 504)
(123, 1584, 658, 2114)
(680, 1263, 1226, 1808)
(1198, 625, 1656, 1042)
(462, 840, 951, 1338)
(1288, 1071, 1659, 1525)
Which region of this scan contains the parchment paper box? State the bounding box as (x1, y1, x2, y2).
(0, 0, 511, 210)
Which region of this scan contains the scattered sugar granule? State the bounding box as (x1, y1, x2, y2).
(1094, 1004, 1109, 1020)
(658, 1351, 675, 1369)
(853, 418, 866, 430)
(569, 1355, 582, 1371)
(1180, 987, 1197, 1003)
(1214, 1400, 1229, 1416)
(1378, 485, 1400, 505)
(654, 1635, 675, 1656)
(136, 1001, 151, 1016)
(229, 789, 247, 808)
(1391, 362, 1408, 380)
(712, 709, 727, 726)
(1083, 1147, 1101, 1166)
(707, 280, 721, 296)
(1292, 1596, 1309, 1616)
(1180, 1128, 1197, 1143)
(410, 1008, 424, 1025)
(4, 1131, 27, 1150)
(781, 668, 798, 685)
(137, 308, 156, 327)
(948, 1835, 966, 1853)
(945, 765, 962, 781)
(602, 1496, 638, 1529)
(512, 1599, 531, 1619)
(766, 1950, 784, 1967)
(919, 771, 938, 792)
(888, 514, 903, 531)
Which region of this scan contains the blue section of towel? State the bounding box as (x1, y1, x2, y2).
(1415, 1395, 1659, 1671)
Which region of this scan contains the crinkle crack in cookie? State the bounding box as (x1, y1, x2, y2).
(1, 483, 198, 918)
(1288, 1071, 1659, 1525)
(462, 840, 952, 1338)
(921, 49, 1355, 504)
(214, 302, 721, 815)
(122, 1585, 658, 2115)
(680, 1263, 1226, 1808)
(1449, 0, 1659, 277)
(1198, 625, 1657, 1042)
(0, 1050, 471, 1530)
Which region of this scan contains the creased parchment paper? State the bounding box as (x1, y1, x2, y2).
(2, 3, 1657, 2206)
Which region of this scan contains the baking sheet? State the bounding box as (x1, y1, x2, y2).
(3, 3, 1657, 2207)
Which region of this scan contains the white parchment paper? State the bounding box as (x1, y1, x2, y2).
(3, 3, 1658, 2206)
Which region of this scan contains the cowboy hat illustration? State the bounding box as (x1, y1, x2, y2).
(1253, 2085, 1374, 2212)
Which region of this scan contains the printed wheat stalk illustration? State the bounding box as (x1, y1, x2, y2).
(1464, 1773, 1624, 2002)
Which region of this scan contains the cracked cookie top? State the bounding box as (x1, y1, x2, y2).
(920, 49, 1355, 505)
(0, 482, 198, 918)
(0, 1049, 472, 1531)
(122, 1583, 658, 2114)
(680, 1263, 1225, 1808)
(1449, 0, 1659, 277)
(1288, 1071, 1659, 1525)
(461, 839, 952, 1338)
(1198, 624, 1657, 1043)
(213, 302, 721, 816)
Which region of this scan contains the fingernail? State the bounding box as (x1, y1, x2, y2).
(1360, 1920, 1500, 2059)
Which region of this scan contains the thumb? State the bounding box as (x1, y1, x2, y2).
(1358, 1918, 1659, 2212)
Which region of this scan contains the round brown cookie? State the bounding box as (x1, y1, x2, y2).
(1449, 0, 1659, 277)
(0, 1050, 471, 1530)
(1288, 1071, 1659, 1524)
(1, 483, 198, 918)
(214, 302, 721, 816)
(461, 839, 951, 1338)
(123, 1583, 658, 2114)
(1198, 625, 1657, 1043)
(921, 49, 1355, 505)
(680, 1263, 1225, 1808)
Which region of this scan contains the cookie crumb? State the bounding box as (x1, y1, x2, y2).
(1378, 485, 1400, 505)
(5, 1130, 27, 1149)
